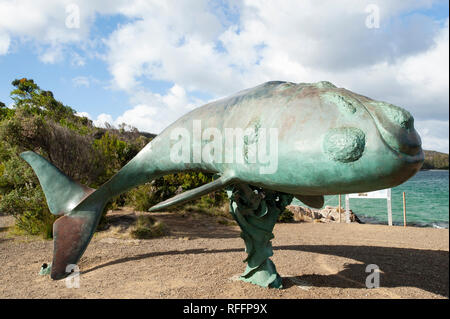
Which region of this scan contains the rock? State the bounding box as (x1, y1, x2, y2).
(286, 205, 315, 222)
(327, 210, 342, 221)
(349, 211, 363, 223)
(286, 205, 303, 221)
(311, 211, 322, 219)
(286, 205, 362, 224)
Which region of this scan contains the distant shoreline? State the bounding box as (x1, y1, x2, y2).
(422, 150, 449, 170)
(287, 204, 449, 229)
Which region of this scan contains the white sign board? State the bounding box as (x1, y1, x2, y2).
(345, 189, 393, 226)
(347, 189, 389, 199)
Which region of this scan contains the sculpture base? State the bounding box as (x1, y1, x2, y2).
(240, 258, 283, 288)
(227, 184, 293, 289)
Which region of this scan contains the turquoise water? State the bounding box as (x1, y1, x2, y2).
(291, 170, 449, 228)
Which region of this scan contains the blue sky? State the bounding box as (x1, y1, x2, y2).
(0, 0, 448, 152)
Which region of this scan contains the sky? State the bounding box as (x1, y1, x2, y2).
(0, 0, 448, 153)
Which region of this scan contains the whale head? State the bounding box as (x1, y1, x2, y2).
(318, 86, 424, 193)
(271, 82, 424, 195)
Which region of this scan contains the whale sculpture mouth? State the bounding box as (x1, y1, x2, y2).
(359, 100, 424, 162)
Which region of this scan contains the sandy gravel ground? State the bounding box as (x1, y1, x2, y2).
(0, 209, 448, 299)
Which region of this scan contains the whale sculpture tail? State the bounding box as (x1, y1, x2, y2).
(20, 148, 239, 280)
(20, 151, 107, 279)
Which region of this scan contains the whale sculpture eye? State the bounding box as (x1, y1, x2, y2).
(323, 127, 366, 163)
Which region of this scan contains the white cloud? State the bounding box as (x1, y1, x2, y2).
(39, 45, 65, 64)
(91, 84, 204, 133)
(415, 119, 449, 153)
(71, 52, 86, 66)
(93, 113, 114, 128)
(0, 1, 84, 44)
(0, 0, 448, 151)
(101, 1, 448, 97)
(0, 0, 126, 62)
(75, 111, 90, 118)
(0, 30, 10, 54)
(72, 76, 90, 88)
(115, 104, 158, 132)
(99, 1, 448, 136)
(103, 1, 233, 95)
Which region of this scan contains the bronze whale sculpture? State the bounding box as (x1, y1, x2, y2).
(21, 81, 424, 287)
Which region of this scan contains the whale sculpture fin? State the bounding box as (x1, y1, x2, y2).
(149, 173, 237, 212)
(294, 194, 324, 209)
(20, 151, 95, 215)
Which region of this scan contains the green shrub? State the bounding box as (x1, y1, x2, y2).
(12, 209, 57, 239)
(183, 198, 232, 221)
(130, 215, 166, 239)
(0, 78, 150, 238)
(124, 173, 229, 212)
(0, 77, 237, 238)
(125, 183, 160, 212)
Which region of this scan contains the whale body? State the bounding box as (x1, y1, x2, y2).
(21, 80, 424, 279)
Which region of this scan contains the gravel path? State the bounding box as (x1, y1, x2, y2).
(0, 211, 448, 299)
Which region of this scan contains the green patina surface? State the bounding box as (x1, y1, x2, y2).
(227, 185, 293, 288)
(370, 101, 414, 129)
(321, 91, 357, 115)
(21, 80, 424, 288)
(323, 127, 366, 163)
(39, 263, 52, 275)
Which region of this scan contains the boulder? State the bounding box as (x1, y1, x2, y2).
(285, 205, 362, 224)
(286, 205, 313, 222)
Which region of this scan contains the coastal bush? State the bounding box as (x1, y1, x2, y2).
(0, 141, 56, 238)
(125, 183, 160, 212)
(124, 172, 228, 212)
(0, 78, 151, 238)
(0, 78, 232, 237)
(130, 215, 166, 239)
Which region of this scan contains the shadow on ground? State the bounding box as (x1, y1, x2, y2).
(82, 244, 449, 297)
(0, 226, 10, 233)
(277, 245, 448, 297)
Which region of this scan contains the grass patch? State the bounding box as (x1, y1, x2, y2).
(217, 218, 235, 226)
(130, 215, 167, 239)
(182, 201, 236, 226)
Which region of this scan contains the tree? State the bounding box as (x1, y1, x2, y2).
(0, 101, 12, 120)
(10, 78, 86, 125)
(0, 77, 227, 238)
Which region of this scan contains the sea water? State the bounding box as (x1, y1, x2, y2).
(291, 170, 449, 228)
